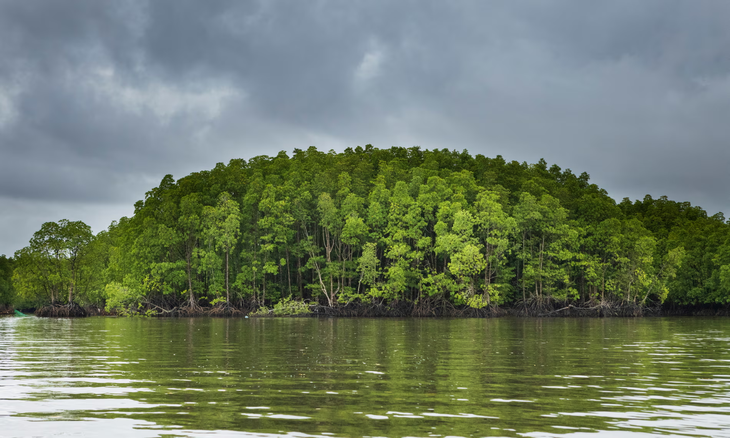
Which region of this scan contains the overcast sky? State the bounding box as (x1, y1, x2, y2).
(1, 0, 729, 256)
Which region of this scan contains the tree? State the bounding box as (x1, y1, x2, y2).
(0, 255, 15, 308)
(474, 190, 516, 305)
(179, 194, 204, 308)
(258, 184, 295, 304)
(13, 219, 94, 306)
(202, 192, 242, 304)
(306, 192, 342, 306)
(381, 181, 425, 302)
(513, 194, 577, 303)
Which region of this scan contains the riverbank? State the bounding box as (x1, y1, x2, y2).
(13, 299, 730, 318)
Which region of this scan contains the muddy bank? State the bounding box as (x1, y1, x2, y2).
(31, 304, 114, 317)
(307, 301, 507, 318)
(26, 299, 730, 318)
(35, 303, 88, 317)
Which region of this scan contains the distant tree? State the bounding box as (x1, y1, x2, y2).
(0, 255, 14, 308)
(13, 219, 94, 306)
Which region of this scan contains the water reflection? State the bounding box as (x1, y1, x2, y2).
(2, 316, 730, 437)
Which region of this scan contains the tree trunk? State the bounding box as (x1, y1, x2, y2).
(187, 252, 195, 307)
(521, 232, 526, 302)
(297, 254, 303, 299)
(538, 236, 544, 297)
(69, 264, 76, 304)
(225, 248, 230, 303)
(253, 264, 257, 305)
(286, 247, 292, 297)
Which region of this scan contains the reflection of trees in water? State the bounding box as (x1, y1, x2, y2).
(0, 318, 19, 384)
(4, 318, 730, 436)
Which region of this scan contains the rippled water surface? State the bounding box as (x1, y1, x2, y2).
(2, 317, 730, 437)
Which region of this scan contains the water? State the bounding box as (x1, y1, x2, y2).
(1, 317, 730, 437)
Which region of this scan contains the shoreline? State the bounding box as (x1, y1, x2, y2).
(13, 301, 730, 318)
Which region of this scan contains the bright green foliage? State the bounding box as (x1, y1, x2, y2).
(301, 192, 340, 306)
(474, 190, 516, 305)
(13, 219, 95, 306)
(202, 192, 241, 303)
(257, 183, 296, 304)
(357, 242, 381, 297)
(381, 181, 425, 301)
(13, 146, 726, 313)
(179, 194, 203, 306)
(513, 193, 578, 302)
(103, 281, 144, 314)
(272, 296, 311, 316)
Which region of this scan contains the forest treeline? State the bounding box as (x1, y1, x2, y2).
(3, 145, 730, 316)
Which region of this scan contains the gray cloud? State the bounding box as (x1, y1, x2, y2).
(2, 0, 730, 255)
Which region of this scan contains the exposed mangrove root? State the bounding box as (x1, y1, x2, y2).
(310, 300, 416, 317)
(412, 297, 438, 317)
(506, 297, 664, 317)
(176, 302, 207, 317)
(457, 305, 505, 318)
(305, 299, 505, 318)
(418, 299, 452, 317)
(209, 302, 242, 317)
(234, 300, 259, 315)
(512, 296, 559, 317)
(36, 303, 87, 317)
(65, 297, 730, 319)
(144, 302, 180, 317)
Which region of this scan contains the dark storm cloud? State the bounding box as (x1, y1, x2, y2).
(2, 0, 730, 255)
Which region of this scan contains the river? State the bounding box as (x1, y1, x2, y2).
(2, 316, 730, 437)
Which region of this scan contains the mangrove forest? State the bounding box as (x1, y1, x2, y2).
(3, 145, 730, 317)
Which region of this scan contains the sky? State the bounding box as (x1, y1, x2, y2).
(1, 0, 729, 256)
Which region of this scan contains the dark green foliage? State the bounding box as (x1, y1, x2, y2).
(13, 219, 100, 308)
(10, 146, 730, 313)
(0, 255, 14, 307)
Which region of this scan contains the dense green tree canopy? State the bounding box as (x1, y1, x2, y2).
(13, 219, 97, 307)
(0, 255, 14, 307)
(9, 146, 730, 313)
